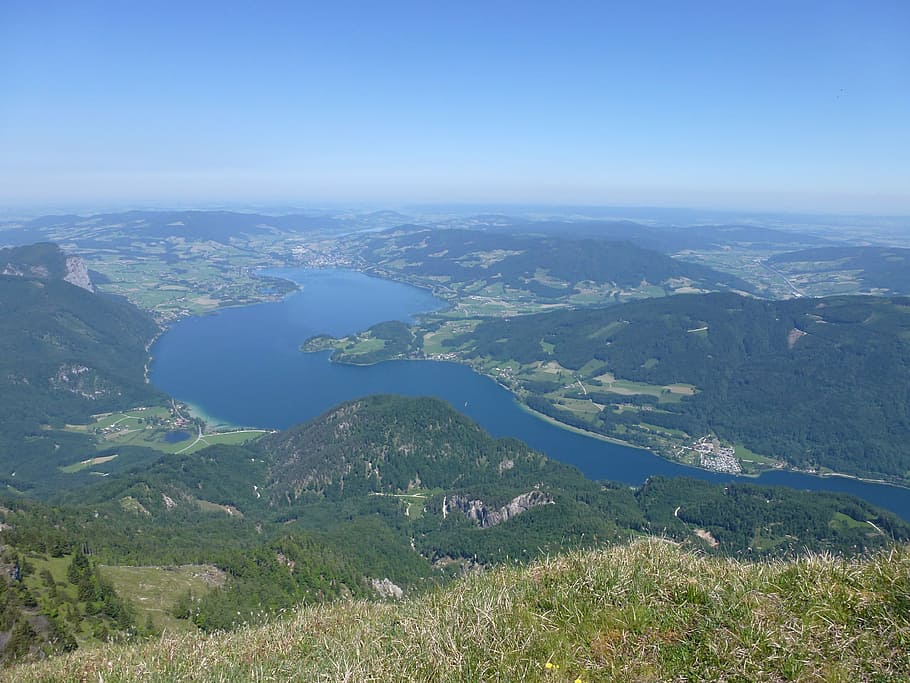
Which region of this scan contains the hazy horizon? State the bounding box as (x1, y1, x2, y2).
(2, 1, 908, 214)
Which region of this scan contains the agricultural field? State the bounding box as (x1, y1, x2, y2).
(61, 406, 269, 470)
(87, 248, 296, 323)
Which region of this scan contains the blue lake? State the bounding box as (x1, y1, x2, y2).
(150, 268, 910, 521)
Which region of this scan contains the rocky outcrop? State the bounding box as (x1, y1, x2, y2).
(1, 243, 93, 291)
(1, 263, 48, 278)
(49, 363, 115, 399)
(63, 255, 94, 292)
(444, 490, 554, 528)
(371, 577, 404, 600)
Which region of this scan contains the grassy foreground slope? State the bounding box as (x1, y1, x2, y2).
(14, 539, 910, 682)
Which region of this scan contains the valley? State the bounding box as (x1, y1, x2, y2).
(5, 3, 909, 677)
(2, 212, 910, 672)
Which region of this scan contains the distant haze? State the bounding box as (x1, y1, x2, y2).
(1, 2, 908, 214)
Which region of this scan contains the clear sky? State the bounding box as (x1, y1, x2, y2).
(1, 1, 908, 214)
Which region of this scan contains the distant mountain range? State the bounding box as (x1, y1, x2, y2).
(477, 218, 834, 252)
(350, 227, 757, 302)
(0, 210, 349, 247)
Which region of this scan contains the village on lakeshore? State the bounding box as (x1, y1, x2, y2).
(679, 436, 742, 474)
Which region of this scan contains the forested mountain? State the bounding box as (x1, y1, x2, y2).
(768, 245, 910, 294)
(0, 242, 96, 292)
(0, 244, 165, 491)
(2, 394, 903, 658)
(263, 395, 559, 501)
(1, 242, 73, 281)
(350, 227, 756, 302)
(445, 293, 910, 481)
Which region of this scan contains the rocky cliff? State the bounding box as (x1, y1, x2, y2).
(63, 255, 94, 292)
(0, 242, 94, 291)
(444, 490, 554, 528)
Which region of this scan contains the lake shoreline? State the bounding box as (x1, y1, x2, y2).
(151, 266, 910, 521)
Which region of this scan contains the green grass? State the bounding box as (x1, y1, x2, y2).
(828, 511, 870, 531)
(59, 454, 119, 473)
(555, 397, 603, 420)
(21, 554, 126, 643)
(90, 407, 171, 430)
(98, 565, 227, 634)
(61, 408, 267, 459)
(636, 421, 687, 438)
(601, 379, 666, 397)
(734, 443, 782, 467)
(82, 242, 300, 325)
(422, 320, 481, 355)
(749, 527, 789, 553)
(639, 285, 667, 298)
(342, 336, 386, 354)
(169, 430, 269, 455)
(13, 539, 910, 682)
(22, 555, 78, 607)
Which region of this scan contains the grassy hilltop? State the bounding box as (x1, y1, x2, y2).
(13, 539, 910, 682)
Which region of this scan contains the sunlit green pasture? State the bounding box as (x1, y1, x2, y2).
(100, 564, 226, 633)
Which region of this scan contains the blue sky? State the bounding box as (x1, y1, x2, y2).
(1, 1, 908, 213)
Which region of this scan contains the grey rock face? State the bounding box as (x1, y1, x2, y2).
(63, 255, 94, 292)
(445, 490, 554, 528)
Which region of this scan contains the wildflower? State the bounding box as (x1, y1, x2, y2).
(545, 662, 554, 670)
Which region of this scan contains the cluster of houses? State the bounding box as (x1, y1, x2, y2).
(426, 351, 460, 361)
(94, 406, 189, 437)
(681, 436, 742, 474)
(290, 244, 352, 268)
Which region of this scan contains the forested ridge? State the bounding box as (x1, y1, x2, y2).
(447, 292, 910, 481)
(0, 245, 166, 493)
(355, 228, 755, 297)
(1, 395, 905, 662)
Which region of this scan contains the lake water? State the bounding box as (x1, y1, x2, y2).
(150, 268, 910, 521)
(163, 430, 192, 444)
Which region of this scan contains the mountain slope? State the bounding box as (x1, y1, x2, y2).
(13, 539, 910, 682)
(263, 395, 561, 502)
(34, 396, 901, 568)
(0, 244, 165, 491)
(2, 394, 905, 658)
(446, 292, 910, 481)
(346, 227, 755, 310)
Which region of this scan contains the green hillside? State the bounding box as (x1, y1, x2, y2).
(342, 227, 754, 316)
(12, 539, 910, 682)
(440, 292, 910, 482)
(0, 242, 72, 281)
(2, 395, 904, 664)
(0, 244, 166, 493)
